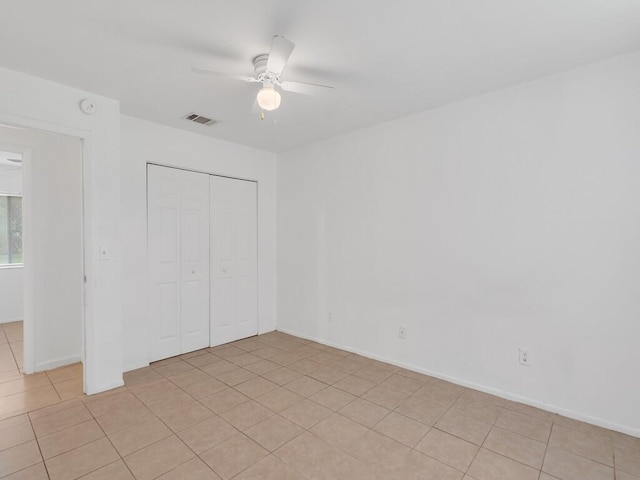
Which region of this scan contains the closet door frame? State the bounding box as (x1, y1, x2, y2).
(147, 163, 259, 362)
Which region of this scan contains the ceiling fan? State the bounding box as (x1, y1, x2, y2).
(192, 35, 334, 114)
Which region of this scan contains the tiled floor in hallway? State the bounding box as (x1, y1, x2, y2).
(0, 321, 84, 420)
(1, 329, 639, 479)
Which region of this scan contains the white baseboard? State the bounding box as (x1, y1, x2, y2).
(86, 379, 125, 396)
(0, 317, 23, 325)
(35, 354, 82, 372)
(123, 360, 150, 373)
(277, 327, 640, 438)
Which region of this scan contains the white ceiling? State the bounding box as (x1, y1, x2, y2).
(1, 1, 639, 152)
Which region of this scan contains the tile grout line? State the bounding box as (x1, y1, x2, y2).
(193, 370, 315, 480)
(81, 402, 136, 478)
(538, 427, 552, 480)
(27, 411, 52, 480)
(126, 378, 237, 479)
(148, 341, 389, 479)
(469, 401, 513, 477)
(406, 399, 460, 468)
(203, 335, 622, 479)
(422, 387, 476, 476)
(6, 329, 633, 480)
(264, 349, 437, 471)
(83, 392, 145, 479)
(26, 401, 97, 477)
(4, 326, 22, 374)
(238, 354, 430, 478)
(544, 422, 618, 472)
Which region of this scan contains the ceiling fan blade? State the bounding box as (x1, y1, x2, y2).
(250, 98, 261, 115)
(191, 67, 258, 83)
(266, 35, 295, 75)
(280, 80, 334, 95)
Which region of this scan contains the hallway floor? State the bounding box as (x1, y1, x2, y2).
(0, 321, 84, 420)
(0, 329, 638, 479)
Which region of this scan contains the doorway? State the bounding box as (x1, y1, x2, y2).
(0, 150, 27, 395)
(0, 126, 85, 417)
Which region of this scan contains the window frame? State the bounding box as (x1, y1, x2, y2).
(0, 193, 23, 268)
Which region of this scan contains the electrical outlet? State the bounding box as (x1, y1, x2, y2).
(519, 348, 530, 366)
(399, 327, 407, 340)
(328, 312, 334, 322)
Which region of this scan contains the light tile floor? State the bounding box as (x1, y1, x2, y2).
(0, 321, 84, 420)
(0, 329, 638, 479)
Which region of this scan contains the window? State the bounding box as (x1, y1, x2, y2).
(0, 195, 22, 265)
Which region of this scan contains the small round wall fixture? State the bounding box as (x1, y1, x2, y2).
(79, 99, 96, 115)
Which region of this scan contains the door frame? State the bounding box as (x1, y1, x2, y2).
(147, 162, 259, 185)
(0, 116, 92, 394)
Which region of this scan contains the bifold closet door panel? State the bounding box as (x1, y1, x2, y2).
(180, 170, 210, 353)
(147, 165, 182, 361)
(234, 180, 259, 340)
(210, 176, 258, 346)
(148, 164, 211, 362)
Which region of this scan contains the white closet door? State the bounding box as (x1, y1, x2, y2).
(148, 165, 181, 361)
(210, 176, 258, 346)
(180, 170, 210, 353)
(148, 165, 210, 361)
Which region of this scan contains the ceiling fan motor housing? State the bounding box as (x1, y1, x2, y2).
(253, 54, 269, 77)
(191, 35, 333, 110)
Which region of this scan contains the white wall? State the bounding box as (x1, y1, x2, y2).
(120, 115, 277, 371)
(0, 168, 22, 194)
(0, 166, 23, 324)
(277, 52, 640, 436)
(0, 67, 122, 393)
(0, 267, 22, 324)
(0, 126, 83, 367)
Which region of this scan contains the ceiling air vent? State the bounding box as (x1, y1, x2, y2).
(183, 112, 216, 126)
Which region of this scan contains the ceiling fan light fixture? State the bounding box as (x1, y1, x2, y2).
(256, 85, 281, 111)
